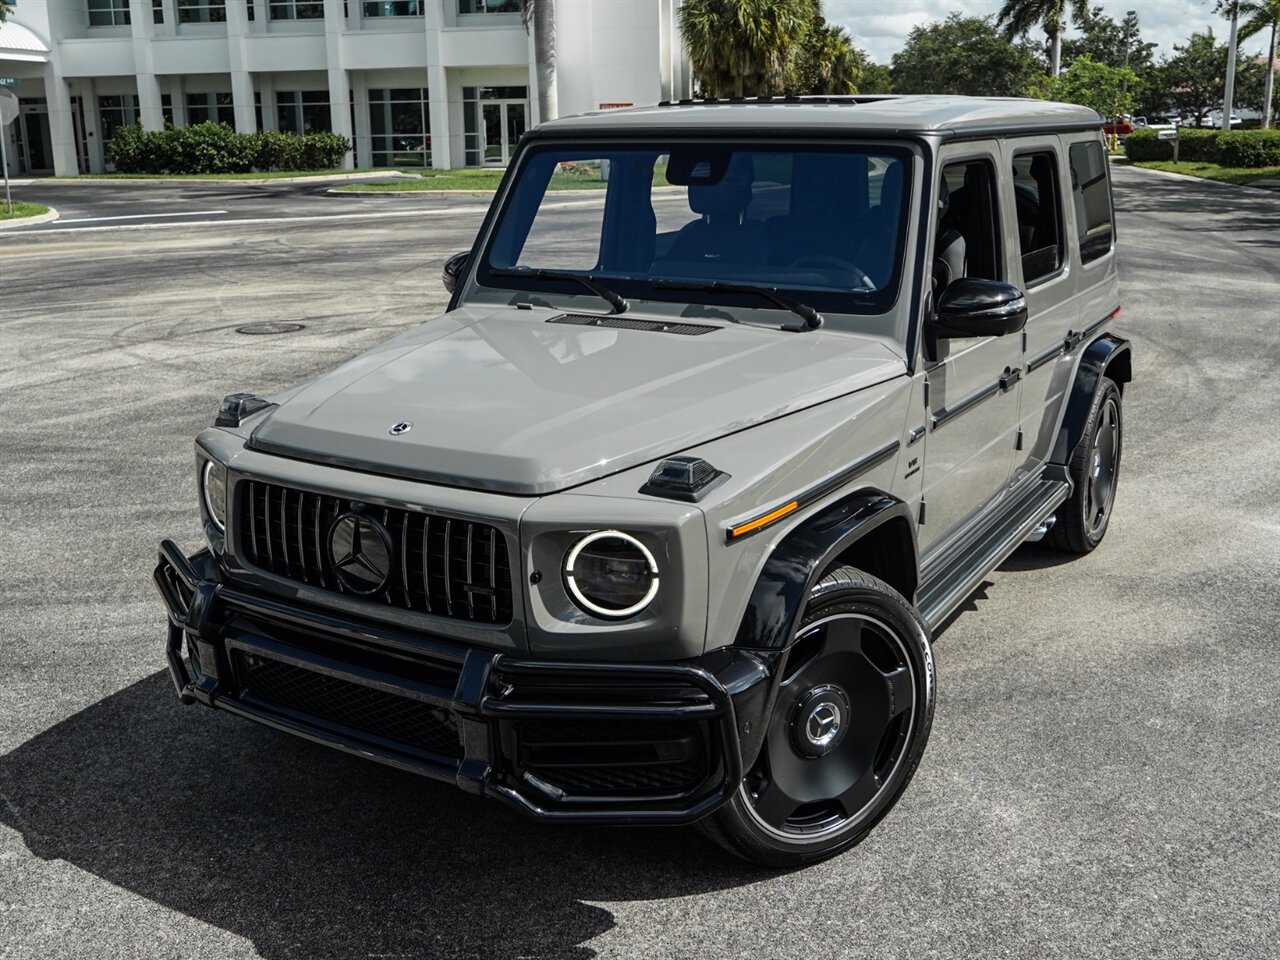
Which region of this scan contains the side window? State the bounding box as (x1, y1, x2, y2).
(1011, 151, 1064, 284)
(1069, 141, 1114, 264)
(933, 158, 1002, 296)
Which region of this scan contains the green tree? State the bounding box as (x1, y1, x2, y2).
(1237, 0, 1280, 126)
(1061, 6, 1156, 71)
(996, 0, 1090, 76)
(789, 12, 866, 95)
(0, 0, 8, 22)
(1033, 56, 1138, 148)
(892, 14, 1040, 97)
(1164, 31, 1231, 126)
(858, 62, 894, 95)
(679, 0, 816, 97)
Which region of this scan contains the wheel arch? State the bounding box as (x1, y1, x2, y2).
(732, 489, 919, 653)
(1051, 332, 1131, 465)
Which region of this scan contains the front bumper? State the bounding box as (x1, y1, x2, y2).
(154, 540, 772, 825)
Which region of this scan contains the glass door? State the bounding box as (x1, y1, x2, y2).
(481, 100, 529, 166)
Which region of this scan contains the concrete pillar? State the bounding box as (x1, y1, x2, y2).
(43, 66, 79, 177)
(130, 0, 166, 131)
(171, 76, 189, 127)
(259, 74, 278, 132)
(159, 0, 178, 34)
(351, 70, 371, 168)
(323, 0, 354, 168)
(424, 0, 449, 169)
(80, 77, 107, 173)
(226, 0, 257, 132)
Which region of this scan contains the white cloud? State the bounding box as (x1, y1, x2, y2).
(825, 0, 1269, 65)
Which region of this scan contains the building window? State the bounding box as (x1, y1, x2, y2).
(153, 0, 164, 23)
(269, 1, 324, 19)
(458, 0, 520, 13)
(1011, 151, 1064, 286)
(362, 1, 424, 15)
(277, 90, 331, 135)
(177, 0, 227, 23)
(161, 93, 174, 126)
(98, 95, 140, 153)
(88, 0, 131, 27)
(1069, 141, 1114, 264)
(186, 92, 236, 127)
(368, 88, 429, 168)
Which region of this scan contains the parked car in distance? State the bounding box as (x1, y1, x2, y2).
(155, 95, 1131, 868)
(1134, 115, 1179, 130)
(1104, 116, 1135, 140)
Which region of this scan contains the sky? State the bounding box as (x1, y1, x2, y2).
(824, 0, 1272, 66)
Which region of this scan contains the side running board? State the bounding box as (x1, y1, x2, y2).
(916, 475, 1070, 632)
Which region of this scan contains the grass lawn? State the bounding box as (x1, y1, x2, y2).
(1129, 159, 1280, 186)
(56, 169, 364, 181)
(0, 202, 50, 221)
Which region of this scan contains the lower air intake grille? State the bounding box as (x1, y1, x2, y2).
(236, 479, 513, 625)
(517, 718, 710, 797)
(233, 651, 463, 760)
(547, 314, 717, 336)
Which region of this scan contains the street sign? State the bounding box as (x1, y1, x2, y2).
(0, 89, 18, 127)
(1157, 129, 1179, 141)
(0, 78, 19, 88)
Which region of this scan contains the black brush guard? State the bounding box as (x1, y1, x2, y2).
(154, 540, 772, 825)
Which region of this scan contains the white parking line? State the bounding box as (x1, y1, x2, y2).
(55, 210, 230, 224)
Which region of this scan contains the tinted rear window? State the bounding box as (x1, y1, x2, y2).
(1069, 141, 1114, 264)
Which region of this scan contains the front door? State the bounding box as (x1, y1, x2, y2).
(19, 106, 53, 174)
(481, 100, 527, 166)
(919, 143, 1024, 556)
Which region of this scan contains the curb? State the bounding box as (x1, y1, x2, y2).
(0, 206, 60, 230)
(38, 170, 411, 186)
(326, 187, 495, 197)
(1126, 163, 1280, 192)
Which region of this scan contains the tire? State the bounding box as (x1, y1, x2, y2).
(1049, 376, 1122, 554)
(700, 567, 935, 868)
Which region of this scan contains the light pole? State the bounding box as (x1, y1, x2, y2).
(1123, 9, 1136, 96)
(1222, 1, 1240, 131)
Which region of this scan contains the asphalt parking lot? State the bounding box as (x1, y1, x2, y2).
(1, 166, 1278, 959)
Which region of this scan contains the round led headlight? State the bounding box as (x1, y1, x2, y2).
(564, 530, 660, 619)
(202, 460, 227, 533)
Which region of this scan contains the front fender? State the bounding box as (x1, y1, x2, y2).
(732, 491, 916, 651)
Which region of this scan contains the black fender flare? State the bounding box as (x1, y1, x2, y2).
(1051, 332, 1131, 465)
(732, 490, 917, 652)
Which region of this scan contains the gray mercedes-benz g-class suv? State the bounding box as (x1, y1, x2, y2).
(155, 95, 1130, 867)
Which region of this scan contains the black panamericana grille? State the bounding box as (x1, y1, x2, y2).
(232, 650, 463, 760)
(237, 479, 513, 625)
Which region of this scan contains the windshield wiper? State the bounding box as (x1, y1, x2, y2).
(653, 280, 823, 332)
(490, 267, 629, 315)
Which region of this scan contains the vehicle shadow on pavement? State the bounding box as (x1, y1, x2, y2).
(0, 672, 766, 959)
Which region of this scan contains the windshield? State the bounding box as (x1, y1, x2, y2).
(476, 141, 912, 317)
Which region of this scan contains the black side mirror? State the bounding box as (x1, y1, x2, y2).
(931, 278, 1028, 339)
(442, 251, 470, 295)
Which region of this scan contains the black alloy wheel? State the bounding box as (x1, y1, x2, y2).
(1050, 376, 1123, 554)
(701, 567, 935, 867)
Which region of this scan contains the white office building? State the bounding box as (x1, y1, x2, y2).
(0, 0, 691, 176)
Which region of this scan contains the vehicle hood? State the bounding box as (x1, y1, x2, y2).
(248, 306, 906, 495)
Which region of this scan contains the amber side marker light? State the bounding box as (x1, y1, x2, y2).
(728, 501, 799, 541)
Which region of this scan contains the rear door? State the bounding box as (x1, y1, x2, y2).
(999, 135, 1077, 479)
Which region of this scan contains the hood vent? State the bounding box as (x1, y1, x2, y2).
(547, 314, 718, 336)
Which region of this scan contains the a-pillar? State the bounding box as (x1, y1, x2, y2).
(323, 0, 354, 168)
(226, 0, 257, 132)
(129, 0, 165, 130)
(424, 0, 450, 169)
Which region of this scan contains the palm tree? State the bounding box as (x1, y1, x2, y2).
(679, 0, 816, 98)
(1238, 0, 1280, 127)
(519, 0, 557, 124)
(996, 0, 1090, 76)
(792, 19, 866, 94)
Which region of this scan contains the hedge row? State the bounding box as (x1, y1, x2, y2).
(108, 123, 350, 174)
(1124, 127, 1280, 167)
